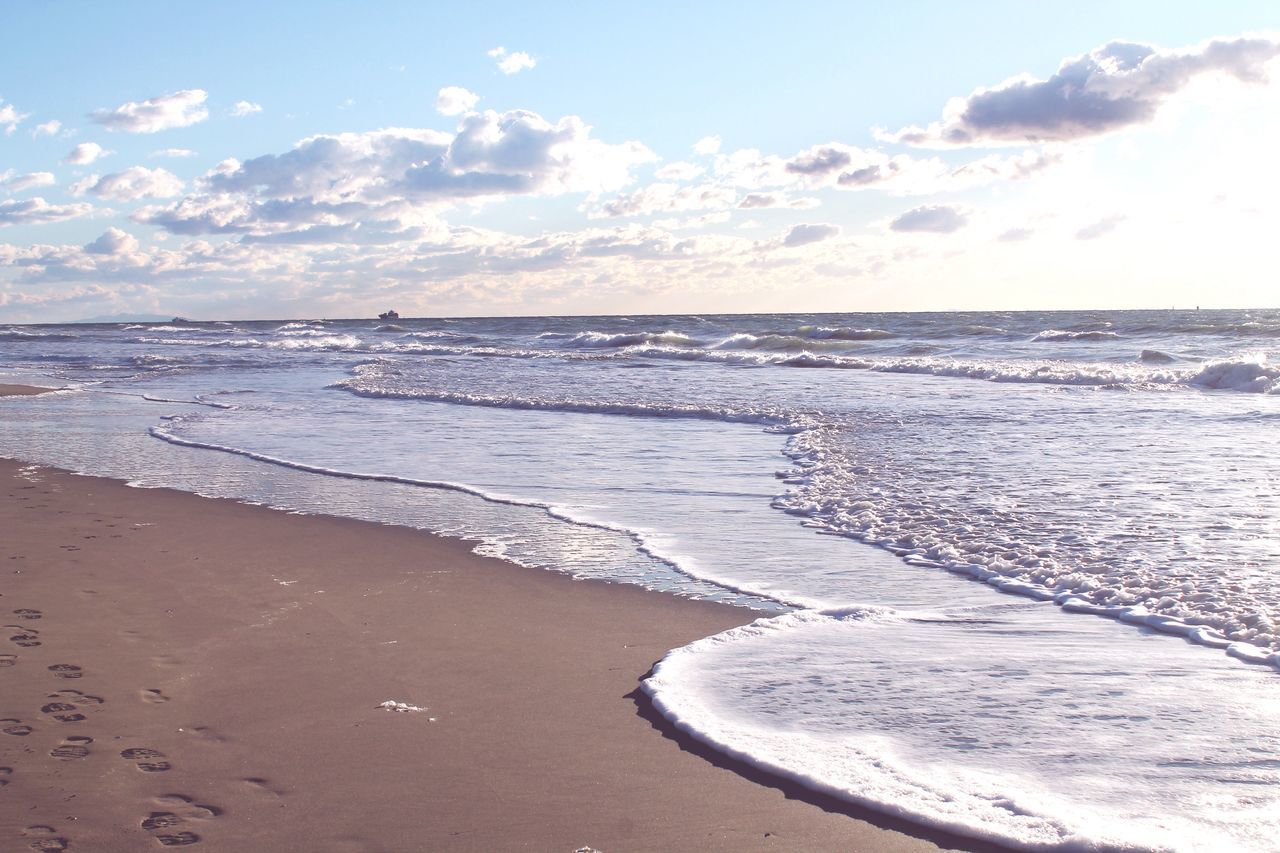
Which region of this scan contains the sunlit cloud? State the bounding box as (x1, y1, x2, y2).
(65, 142, 108, 165)
(889, 204, 969, 233)
(488, 46, 537, 75)
(0, 197, 93, 227)
(72, 167, 184, 202)
(138, 112, 655, 239)
(1075, 214, 1127, 240)
(231, 100, 263, 117)
(436, 86, 479, 116)
(1, 172, 56, 193)
(888, 35, 1280, 146)
(782, 222, 841, 247)
(92, 89, 210, 133)
(0, 98, 29, 134)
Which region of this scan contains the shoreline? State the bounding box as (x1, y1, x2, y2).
(0, 418, 992, 851)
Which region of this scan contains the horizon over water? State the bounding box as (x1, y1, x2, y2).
(2, 307, 1279, 851)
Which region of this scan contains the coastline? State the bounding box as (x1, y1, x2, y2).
(0, 394, 987, 852)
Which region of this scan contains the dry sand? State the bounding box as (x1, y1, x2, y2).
(0, 387, 991, 852)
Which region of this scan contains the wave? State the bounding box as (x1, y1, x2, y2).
(0, 330, 77, 341)
(792, 325, 895, 341)
(133, 335, 362, 351)
(1031, 329, 1121, 342)
(1186, 357, 1280, 393)
(1138, 349, 1176, 363)
(562, 330, 700, 348)
(332, 374, 801, 432)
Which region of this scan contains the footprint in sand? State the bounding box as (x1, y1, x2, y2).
(50, 736, 93, 761)
(21, 824, 68, 851)
(140, 794, 220, 846)
(0, 654, 16, 667)
(1, 719, 33, 736)
(7, 626, 41, 648)
(0, 766, 12, 788)
(12, 609, 42, 620)
(39, 703, 86, 724)
(141, 689, 170, 704)
(47, 664, 83, 680)
(120, 747, 172, 773)
(47, 689, 104, 707)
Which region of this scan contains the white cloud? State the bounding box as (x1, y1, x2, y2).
(151, 148, 196, 158)
(84, 227, 141, 256)
(231, 100, 263, 117)
(694, 135, 722, 155)
(33, 120, 61, 137)
(0, 99, 29, 134)
(0, 197, 93, 227)
(654, 161, 703, 181)
(2, 172, 56, 193)
(889, 35, 1280, 146)
(141, 112, 655, 239)
(889, 204, 969, 233)
(592, 182, 736, 218)
(782, 223, 841, 247)
(92, 89, 209, 133)
(1075, 214, 1127, 240)
(73, 166, 184, 201)
(66, 142, 108, 165)
(436, 86, 479, 116)
(488, 46, 537, 75)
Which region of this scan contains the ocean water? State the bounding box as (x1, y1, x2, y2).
(1, 309, 1278, 851)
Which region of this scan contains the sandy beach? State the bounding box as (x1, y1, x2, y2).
(0, 387, 982, 852)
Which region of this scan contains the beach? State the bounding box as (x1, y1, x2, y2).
(0, 385, 963, 851)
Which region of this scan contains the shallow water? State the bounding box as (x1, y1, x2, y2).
(2, 308, 1278, 850)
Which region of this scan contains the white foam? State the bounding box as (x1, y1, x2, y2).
(644, 609, 1280, 852)
(377, 700, 427, 713)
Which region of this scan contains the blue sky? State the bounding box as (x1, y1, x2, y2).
(2, 2, 1279, 320)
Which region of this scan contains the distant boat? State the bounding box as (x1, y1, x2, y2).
(378, 310, 400, 320)
(171, 317, 191, 324)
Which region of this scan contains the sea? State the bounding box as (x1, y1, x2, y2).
(1, 309, 1278, 851)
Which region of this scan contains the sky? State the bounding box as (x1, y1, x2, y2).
(1, 1, 1279, 321)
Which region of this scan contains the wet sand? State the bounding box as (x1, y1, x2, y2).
(0, 388, 987, 852)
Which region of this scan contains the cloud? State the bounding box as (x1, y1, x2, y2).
(786, 146, 853, 175)
(889, 35, 1280, 146)
(654, 161, 704, 181)
(140, 112, 655, 238)
(488, 46, 536, 75)
(231, 100, 262, 117)
(92, 89, 209, 133)
(998, 227, 1034, 242)
(0, 197, 93, 227)
(0, 99, 29, 134)
(66, 142, 108, 165)
(84, 226, 141, 255)
(694, 135, 722, 155)
(782, 223, 840, 247)
(436, 86, 479, 116)
(889, 204, 969, 233)
(2, 172, 56, 193)
(152, 148, 196, 158)
(33, 120, 61, 137)
(72, 166, 184, 201)
(592, 182, 736, 218)
(1075, 214, 1126, 240)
